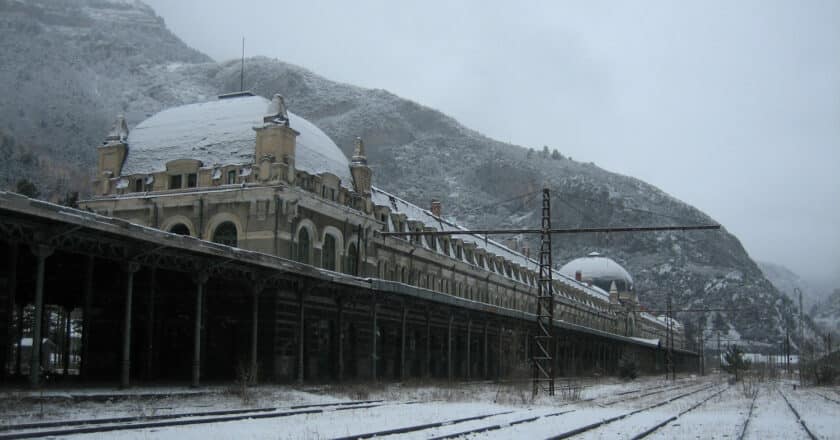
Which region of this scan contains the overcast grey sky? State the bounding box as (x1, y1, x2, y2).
(144, 0, 839, 290)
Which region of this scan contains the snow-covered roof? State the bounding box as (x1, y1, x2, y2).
(558, 252, 634, 286)
(121, 94, 352, 185)
(639, 311, 682, 329)
(371, 187, 609, 302)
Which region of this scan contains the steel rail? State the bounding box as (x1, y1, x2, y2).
(545, 383, 719, 440)
(631, 385, 730, 439)
(777, 387, 819, 440)
(0, 400, 407, 440)
(737, 386, 760, 440)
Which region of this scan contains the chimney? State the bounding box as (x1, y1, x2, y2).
(431, 200, 442, 217)
(575, 270, 582, 282)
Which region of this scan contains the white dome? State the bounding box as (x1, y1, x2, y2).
(559, 252, 634, 292)
(120, 94, 352, 184)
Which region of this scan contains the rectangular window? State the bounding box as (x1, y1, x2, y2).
(134, 179, 143, 192)
(227, 170, 237, 184)
(187, 173, 197, 188)
(169, 175, 182, 189)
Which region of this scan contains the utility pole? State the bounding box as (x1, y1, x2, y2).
(699, 314, 705, 376)
(785, 326, 790, 375)
(796, 287, 803, 386)
(240, 37, 245, 92)
(533, 188, 555, 397)
(665, 291, 674, 381)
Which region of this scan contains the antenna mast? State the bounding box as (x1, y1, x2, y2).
(240, 37, 245, 92)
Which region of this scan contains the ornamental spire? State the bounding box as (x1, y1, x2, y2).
(104, 114, 129, 144)
(264, 94, 289, 125)
(352, 137, 367, 165)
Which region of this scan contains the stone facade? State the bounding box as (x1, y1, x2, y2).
(81, 92, 684, 349)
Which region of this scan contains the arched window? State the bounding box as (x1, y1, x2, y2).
(346, 243, 358, 275)
(169, 223, 191, 236)
(297, 228, 311, 264)
(212, 222, 237, 247)
(322, 234, 337, 271)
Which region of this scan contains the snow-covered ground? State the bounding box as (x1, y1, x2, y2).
(1, 375, 837, 439)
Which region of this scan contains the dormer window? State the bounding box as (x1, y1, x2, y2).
(169, 175, 182, 189)
(187, 173, 197, 188)
(227, 170, 237, 184)
(134, 179, 143, 192)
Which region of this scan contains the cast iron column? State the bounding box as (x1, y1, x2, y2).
(447, 313, 453, 382)
(191, 272, 208, 388)
(483, 321, 488, 379)
(80, 255, 94, 379)
(298, 290, 306, 384)
(145, 267, 156, 381)
(29, 244, 53, 388)
(498, 326, 504, 379)
(3, 244, 18, 383)
(424, 310, 431, 378)
(250, 284, 260, 384)
(370, 301, 378, 381)
(465, 318, 471, 380)
(121, 262, 140, 389)
(337, 298, 344, 382)
(400, 305, 407, 381)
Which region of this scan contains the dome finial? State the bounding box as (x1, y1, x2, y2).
(352, 137, 367, 165)
(104, 114, 129, 144)
(264, 94, 289, 125)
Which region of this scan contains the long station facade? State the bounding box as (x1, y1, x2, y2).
(0, 92, 691, 387)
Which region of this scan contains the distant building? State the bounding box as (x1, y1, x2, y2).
(559, 251, 684, 347)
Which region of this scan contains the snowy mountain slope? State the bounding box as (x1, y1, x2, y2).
(812, 289, 840, 335)
(0, 0, 803, 347)
(758, 261, 826, 313)
(0, 0, 213, 194)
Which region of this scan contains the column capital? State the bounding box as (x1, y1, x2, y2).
(122, 261, 141, 273)
(29, 244, 54, 258)
(193, 271, 209, 285)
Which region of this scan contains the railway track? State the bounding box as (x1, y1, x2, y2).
(0, 399, 408, 439)
(811, 390, 840, 405)
(629, 385, 730, 439)
(0, 380, 707, 440)
(777, 387, 819, 440)
(544, 383, 722, 440)
(327, 381, 710, 440)
(736, 386, 759, 440)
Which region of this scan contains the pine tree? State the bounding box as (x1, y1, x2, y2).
(541, 145, 549, 158)
(551, 149, 562, 160)
(16, 179, 40, 199)
(721, 344, 750, 381)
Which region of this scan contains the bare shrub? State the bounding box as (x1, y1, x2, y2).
(557, 379, 582, 401)
(227, 362, 259, 405)
(740, 375, 759, 399)
(618, 354, 638, 380)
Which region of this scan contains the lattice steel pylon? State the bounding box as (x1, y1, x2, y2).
(533, 188, 555, 396)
